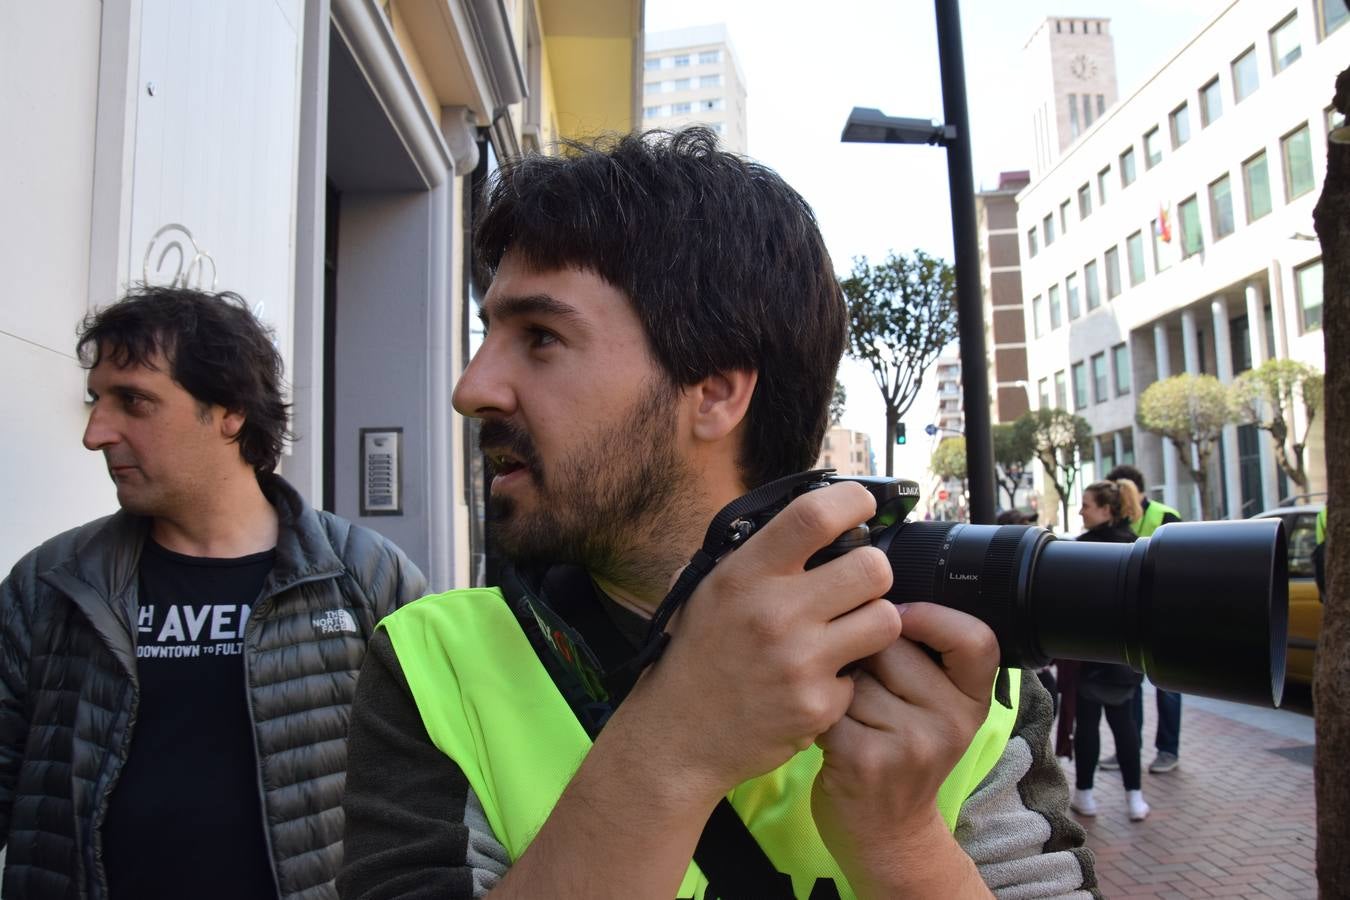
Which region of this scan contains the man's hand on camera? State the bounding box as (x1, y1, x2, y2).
(810, 602, 999, 899)
(617, 481, 900, 803)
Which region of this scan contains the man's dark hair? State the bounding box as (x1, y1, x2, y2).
(77, 286, 291, 475)
(1105, 464, 1145, 493)
(474, 128, 846, 489)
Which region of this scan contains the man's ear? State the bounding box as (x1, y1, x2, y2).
(220, 407, 247, 441)
(690, 369, 757, 443)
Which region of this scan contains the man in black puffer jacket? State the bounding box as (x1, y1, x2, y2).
(0, 288, 425, 900)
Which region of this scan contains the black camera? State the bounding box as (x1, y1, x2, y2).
(781, 474, 1289, 708)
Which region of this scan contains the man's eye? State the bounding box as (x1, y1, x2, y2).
(527, 327, 559, 348)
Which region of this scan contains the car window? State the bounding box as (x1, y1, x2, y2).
(1287, 512, 1317, 577)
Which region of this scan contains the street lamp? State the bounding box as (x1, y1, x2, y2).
(839, 0, 995, 524)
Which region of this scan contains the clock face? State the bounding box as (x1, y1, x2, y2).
(1071, 54, 1097, 80)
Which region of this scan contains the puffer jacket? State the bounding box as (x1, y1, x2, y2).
(0, 475, 426, 900)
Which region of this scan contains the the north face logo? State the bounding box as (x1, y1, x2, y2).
(312, 609, 359, 635)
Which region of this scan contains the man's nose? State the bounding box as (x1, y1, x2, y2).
(82, 404, 118, 451)
(452, 345, 516, 419)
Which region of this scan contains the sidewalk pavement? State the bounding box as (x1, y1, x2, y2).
(1065, 683, 1317, 899)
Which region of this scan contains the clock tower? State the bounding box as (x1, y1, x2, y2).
(1023, 17, 1119, 175)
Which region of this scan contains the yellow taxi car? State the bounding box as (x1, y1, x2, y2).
(1254, 504, 1323, 685)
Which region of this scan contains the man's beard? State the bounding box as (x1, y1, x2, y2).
(482, 380, 701, 593)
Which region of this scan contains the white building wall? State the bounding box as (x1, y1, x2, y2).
(0, 3, 117, 570)
(1017, 0, 1340, 520)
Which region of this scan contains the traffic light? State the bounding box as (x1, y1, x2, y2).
(896, 423, 907, 445)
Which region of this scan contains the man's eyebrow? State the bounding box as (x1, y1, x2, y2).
(479, 294, 590, 332)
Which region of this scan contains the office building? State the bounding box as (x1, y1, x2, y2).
(642, 24, 748, 153)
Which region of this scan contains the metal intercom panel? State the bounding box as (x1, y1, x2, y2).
(360, 428, 403, 516)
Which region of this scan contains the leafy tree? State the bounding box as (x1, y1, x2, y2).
(1136, 373, 1233, 520)
(1231, 358, 1324, 496)
(1013, 408, 1093, 530)
(829, 379, 848, 426)
(840, 250, 958, 476)
(930, 436, 968, 498)
(993, 422, 1035, 511)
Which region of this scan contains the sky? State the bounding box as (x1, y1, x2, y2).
(644, 0, 1229, 485)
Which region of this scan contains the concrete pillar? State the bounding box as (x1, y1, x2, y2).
(1113, 430, 1124, 468)
(1212, 296, 1243, 519)
(1179, 310, 1204, 514)
(1245, 282, 1279, 512)
(1153, 321, 1179, 509)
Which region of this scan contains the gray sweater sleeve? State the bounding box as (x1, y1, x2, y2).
(956, 673, 1101, 899)
(338, 629, 509, 899)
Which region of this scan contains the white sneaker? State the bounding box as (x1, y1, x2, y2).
(1127, 789, 1150, 821)
(1071, 788, 1098, 816)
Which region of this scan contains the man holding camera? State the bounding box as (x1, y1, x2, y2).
(338, 130, 1096, 898)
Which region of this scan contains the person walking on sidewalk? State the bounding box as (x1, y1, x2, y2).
(1071, 480, 1150, 822)
(1105, 463, 1183, 775)
(0, 287, 426, 900)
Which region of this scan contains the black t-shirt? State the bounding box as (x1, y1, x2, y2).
(102, 540, 278, 900)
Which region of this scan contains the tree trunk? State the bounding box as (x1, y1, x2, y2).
(884, 407, 897, 477)
(1313, 65, 1350, 896)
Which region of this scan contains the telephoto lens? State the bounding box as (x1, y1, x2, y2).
(833, 476, 1289, 708)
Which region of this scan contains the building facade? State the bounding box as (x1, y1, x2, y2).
(1024, 15, 1121, 176)
(1, 0, 642, 581)
(641, 24, 747, 153)
(1017, 1, 1341, 523)
(815, 425, 876, 477)
(978, 170, 1033, 424)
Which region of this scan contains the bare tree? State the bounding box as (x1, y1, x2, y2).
(840, 250, 958, 476)
(1013, 409, 1092, 530)
(1232, 358, 1324, 497)
(1312, 64, 1349, 896)
(1136, 374, 1233, 520)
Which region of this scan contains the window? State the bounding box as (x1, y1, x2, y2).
(1054, 370, 1068, 409)
(1199, 78, 1222, 127)
(1243, 151, 1273, 221)
(1169, 102, 1191, 148)
(1097, 436, 1116, 475)
(1271, 13, 1302, 73)
(1072, 362, 1088, 410)
(1323, 0, 1350, 36)
(700, 98, 723, 112)
(671, 102, 692, 114)
(1043, 213, 1056, 245)
(1098, 166, 1111, 205)
(1281, 124, 1314, 199)
(701, 74, 722, 88)
(699, 50, 721, 64)
(1032, 295, 1044, 338)
(1104, 246, 1122, 298)
(1097, 94, 1105, 116)
(644, 81, 662, 94)
(1126, 231, 1146, 285)
(1151, 218, 1172, 273)
(1085, 260, 1101, 310)
(1027, 228, 1039, 258)
(1066, 273, 1081, 319)
(1038, 377, 1051, 410)
(1120, 147, 1137, 186)
(1113, 343, 1131, 395)
(674, 55, 690, 67)
(1296, 259, 1323, 331)
(1059, 200, 1071, 234)
(1078, 183, 1092, 218)
(1069, 93, 1080, 138)
(1330, 105, 1347, 135)
(1091, 353, 1109, 403)
(1049, 285, 1063, 329)
(1232, 47, 1259, 102)
(643, 105, 662, 117)
(1179, 195, 1203, 259)
(644, 57, 662, 71)
(673, 78, 691, 91)
(1209, 174, 1235, 240)
(1144, 127, 1163, 168)
(1083, 93, 1095, 129)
